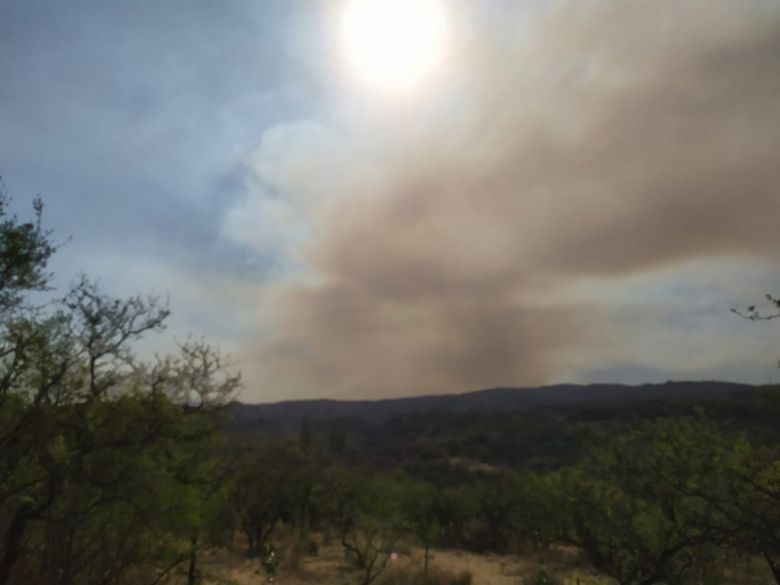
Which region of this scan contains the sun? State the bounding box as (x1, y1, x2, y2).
(339, 0, 448, 94)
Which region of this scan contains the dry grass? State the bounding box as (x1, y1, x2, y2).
(197, 537, 611, 585)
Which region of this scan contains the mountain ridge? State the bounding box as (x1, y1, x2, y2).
(230, 380, 757, 426)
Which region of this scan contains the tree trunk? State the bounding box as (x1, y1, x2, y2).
(187, 535, 199, 585)
(0, 505, 32, 585)
(242, 521, 256, 555)
(764, 551, 780, 585)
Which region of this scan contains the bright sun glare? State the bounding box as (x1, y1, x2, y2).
(339, 0, 448, 94)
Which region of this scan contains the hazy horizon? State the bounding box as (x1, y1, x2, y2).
(235, 379, 761, 407)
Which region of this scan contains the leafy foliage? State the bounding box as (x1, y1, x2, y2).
(0, 189, 240, 585)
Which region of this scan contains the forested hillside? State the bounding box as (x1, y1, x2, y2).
(227, 381, 774, 476)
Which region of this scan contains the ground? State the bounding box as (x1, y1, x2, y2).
(196, 538, 610, 585)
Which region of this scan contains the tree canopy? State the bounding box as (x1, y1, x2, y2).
(0, 187, 240, 585)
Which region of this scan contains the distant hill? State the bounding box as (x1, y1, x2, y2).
(228, 380, 756, 432)
(225, 381, 777, 478)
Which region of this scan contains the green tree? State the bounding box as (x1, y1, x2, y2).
(0, 179, 55, 311)
(0, 187, 240, 584)
(510, 471, 568, 550)
(556, 419, 729, 585)
(331, 470, 406, 585)
(635, 418, 780, 583)
(328, 417, 347, 455)
(231, 442, 296, 556)
(299, 416, 314, 451)
(400, 480, 443, 574)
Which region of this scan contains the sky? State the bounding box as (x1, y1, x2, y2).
(1, 0, 779, 403)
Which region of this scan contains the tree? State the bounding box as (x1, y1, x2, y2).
(0, 178, 55, 312)
(327, 417, 347, 456)
(231, 442, 296, 556)
(400, 480, 443, 574)
(644, 419, 780, 584)
(510, 471, 568, 550)
(729, 293, 780, 580)
(330, 470, 405, 585)
(555, 419, 730, 585)
(0, 186, 240, 584)
(299, 416, 313, 451)
(731, 294, 780, 321)
(542, 416, 780, 584)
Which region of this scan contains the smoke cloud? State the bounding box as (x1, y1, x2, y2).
(228, 0, 780, 400)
